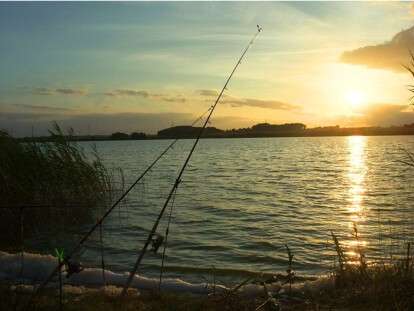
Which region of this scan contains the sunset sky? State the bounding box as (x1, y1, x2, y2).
(1, 2, 414, 136)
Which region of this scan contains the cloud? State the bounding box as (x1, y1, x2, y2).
(104, 88, 296, 110)
(32, 87, 87, 96)
(0, 112, 56, 121)
(32, 88, 54, 95)
(55, 88, 87, 96)
(161, 96, 186, 103)
(104, 89, 149, 97)
(15, 104, 71, 112)
(0, 111, 194, 137)
(0, 108, 266, 137)
(196, 90, 299, 111)
(336, 103, 414, 127)
(222, 97, 300, 111)
(361, 103, 414, 126)
(104, 88, 186, 103)
(340, 26, 414, 72)
(197, 89, 219, 97)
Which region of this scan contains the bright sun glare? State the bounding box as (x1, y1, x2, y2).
(346, 91, 365, 108)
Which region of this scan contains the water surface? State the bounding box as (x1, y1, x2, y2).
(28, 136, 414, 283)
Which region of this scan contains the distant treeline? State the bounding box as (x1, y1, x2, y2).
(20, 131, 147, 142)
(110, 131, 146, 140)
(17, 122, 414, 142)
(156, 122, 414, 139)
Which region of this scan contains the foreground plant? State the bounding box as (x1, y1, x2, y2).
(0, 122, 117, 208)
(0, 123, 122, 249)
(323, 229, 414, 310)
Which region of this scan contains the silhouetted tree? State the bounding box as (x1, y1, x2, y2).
(111, 132, 129, 140)
(130, 132, 146, 140)
(251, 123, 306, 132)
(157, 126, 223, 138)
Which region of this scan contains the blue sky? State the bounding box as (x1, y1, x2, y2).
(1, 2, 414, 136)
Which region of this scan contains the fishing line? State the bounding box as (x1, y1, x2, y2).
(19, 207, 24, 277)
(23, 97, 223, 310)
(158, 186, 178, 290)
(121, 25, 262, 297)
(99, 221, 106, 286)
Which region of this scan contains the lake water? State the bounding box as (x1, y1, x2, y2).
(27, 136, 414, 284)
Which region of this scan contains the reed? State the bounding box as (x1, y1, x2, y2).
(0, 123, 116, 207)
(284, 244, 294, 294)
(323, 228, 414, 310)
(0, 123, 122, 248)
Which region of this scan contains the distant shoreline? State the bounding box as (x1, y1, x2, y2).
(18, 132, 414, 143)
(16, 122, 414, 142)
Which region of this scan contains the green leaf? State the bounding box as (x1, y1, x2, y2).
(54, 248, 65, 261)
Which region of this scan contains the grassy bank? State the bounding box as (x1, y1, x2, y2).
(316, 232, 414, 310)
(1, 284, 264, 311)
(3, 235, 414, 311)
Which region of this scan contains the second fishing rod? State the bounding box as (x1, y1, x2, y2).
(121, 25, 262, 296)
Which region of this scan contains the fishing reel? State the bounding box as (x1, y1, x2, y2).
(150, 233, 164, 253)
(64, 258, 84, 278)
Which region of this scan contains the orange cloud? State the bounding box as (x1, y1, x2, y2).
(197, 90, 299, 111)
(340, 26, 414, 72)
(197, 89, 219, 97)
(336, 103, 414, 127)
(222, 96, 299, 111)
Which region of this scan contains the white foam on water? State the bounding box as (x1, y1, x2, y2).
(0, 251, 333, 297)
(0, 251, 227, 294)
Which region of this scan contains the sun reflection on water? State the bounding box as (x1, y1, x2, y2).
(346, 136, 368, 261)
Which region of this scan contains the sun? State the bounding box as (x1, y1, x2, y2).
(346, 91, 365, 108)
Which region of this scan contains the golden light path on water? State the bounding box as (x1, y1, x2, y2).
(346, 136, 368, 262)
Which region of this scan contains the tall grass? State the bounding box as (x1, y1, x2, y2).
(325, 229, 414, 310)
(0, 123, 115, 207)
(0, 123, 122, 249)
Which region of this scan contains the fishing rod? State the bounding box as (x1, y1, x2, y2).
(23, 106, 213, 310)
(121, 25, 262, 297)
